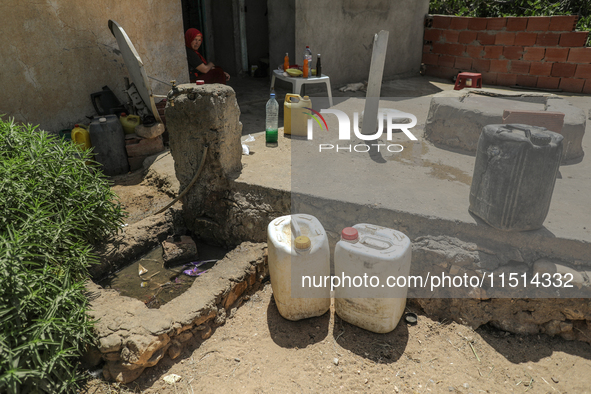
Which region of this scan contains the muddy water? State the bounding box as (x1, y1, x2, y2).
(99, 242, 229, 309)
(388, 140, 472, 186)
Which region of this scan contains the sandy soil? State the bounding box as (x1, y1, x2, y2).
(80, 166, 591, 394)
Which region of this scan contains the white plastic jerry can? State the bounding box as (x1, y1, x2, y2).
(334, 224, 412, 333)
(267, 214, 330, 321)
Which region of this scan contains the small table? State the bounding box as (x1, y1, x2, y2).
(271, 69, 334, 107)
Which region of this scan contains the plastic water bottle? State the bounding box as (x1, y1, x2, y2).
(265, 93, 279, 143)
(304, 46, 313, 78)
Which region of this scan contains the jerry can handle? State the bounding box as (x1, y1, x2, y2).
(498, 124, 531, 139)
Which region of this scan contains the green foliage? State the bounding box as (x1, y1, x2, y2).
(429, 0, 591, 45)
(0, 118, 125, 393)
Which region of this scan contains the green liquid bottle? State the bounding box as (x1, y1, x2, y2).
(265, 93, 279, 143)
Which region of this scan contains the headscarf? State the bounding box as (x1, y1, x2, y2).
(185, 28, 202, 49)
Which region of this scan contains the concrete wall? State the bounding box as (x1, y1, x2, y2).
(295, 0, 430, 87)
(0, 0, 187, 133)
(268, 0, 296, 73)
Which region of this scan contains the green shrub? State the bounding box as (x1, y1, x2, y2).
(0, 118, 125, 393)
(429, 0, 591, 45)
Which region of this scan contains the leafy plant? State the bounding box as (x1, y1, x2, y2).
(0, 118, 125, 393)
(429, 0, 591, 45)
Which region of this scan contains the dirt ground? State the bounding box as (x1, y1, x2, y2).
(79, 160, 591, 394)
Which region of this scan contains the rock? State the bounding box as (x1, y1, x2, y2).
(333, 358, 339, 366)
(224, 281, 248, 309)
(162, 235, 198, 266)
(125, 135, 164, 158)
(163, 374, 182, 384)
(176, 331, 193, 343)
(135, 122, 166, 139)
(168, 340, 182, 359)
(201, 326, 213, 340)
(99, 333, 122, 353)
(122, 334, 170, 365)
(106, 361, 145, 384)
(215, 308, 227, 326)
(532, 259, 586, 289)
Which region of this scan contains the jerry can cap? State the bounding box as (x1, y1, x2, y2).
(294, 236, 311, 250)
(341, 227, 359, 241)
(196, 80, 205, 85)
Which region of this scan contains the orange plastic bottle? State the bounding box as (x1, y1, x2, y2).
(303, 58, 309, 78)
(284, 53, 289, 71)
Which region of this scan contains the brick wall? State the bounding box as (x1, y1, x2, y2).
(423, 15, 591, 94)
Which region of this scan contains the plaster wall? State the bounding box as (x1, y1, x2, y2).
(268, 0, 296, 73)
(0, 0, 188, 133)
(295, 0, 430, 86)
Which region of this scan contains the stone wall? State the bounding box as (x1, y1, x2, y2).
(0, 0, 188, 133)
(422, 15, 591, 93)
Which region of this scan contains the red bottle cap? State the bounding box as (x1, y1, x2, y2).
(196, 80, 205, 85)
(121, 112, 127, 117)
(341, 227, 358, 241)
(74, 124, 79, 127)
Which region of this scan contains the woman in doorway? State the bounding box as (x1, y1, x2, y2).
(185, 28, 230, 84)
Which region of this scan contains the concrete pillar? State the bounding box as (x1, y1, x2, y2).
(166, 84, 242, 246)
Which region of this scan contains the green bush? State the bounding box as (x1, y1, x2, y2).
(429, 0, 591, 45)
(0, 118, 125, 393)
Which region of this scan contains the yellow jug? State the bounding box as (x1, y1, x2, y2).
(119, 113, 141, 134)
(71, 124, 91, 151)
(284, 94, 312, 137)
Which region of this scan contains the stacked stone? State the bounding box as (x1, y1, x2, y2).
(125, 123, 166, 171)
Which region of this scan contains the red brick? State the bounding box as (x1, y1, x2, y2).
(466, 45, 484, 58)
(490, 59, 510, 73)
(537, 76, 561, 89)
(574, 64, 591, 79)
(481, 72, 498, 85)
(472, 58, 491, 72)
(423, 44, 431, 53)
(536, 33, 561, 46)
(455, 57, 473, 70)
(483, 46, 504, 59)
(487, 18, 507, 31)
(523, 47, 545, 61)
(503, 46, 524, 60)
(548, 15, 578, 32)
(506, 17, 529, 31)
(544, 47, 570, 62)
(559, 32, 589, 47)
(567, 47, 591, 63)
(584, 80, 591, 94)
(514, 32, 538, 46)
(433, 43, 465, 56)
(497, 73, 518, 86)
(530, 62, 553, 76)
(559, 78, 585, 93)
(125, 136, 164, 157)
(449, 17, 470, 30)
(515, 75, 538, 88)
(458, 31, 478, 44)
(510, 60, 531, 74)
(438, 55, 456, 68)
(443, 30, 460, 43)
(432, 16, 452, 29)
(502, 110, 564, 132)
(495, 32, 516, 46)
(422, 53, 439, 66)
(425, 65, 458, 79)
(551, 63, 577, 77)
(424, 29, 442, 42)
(527, 16, 551, 31)
(477, 32, 496, 45)
(468, 18, 488, 30)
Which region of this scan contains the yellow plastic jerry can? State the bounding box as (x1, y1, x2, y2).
(284, 94, 311, 137)
(119, 113, 141, 134)
(71, 124, 91, 151)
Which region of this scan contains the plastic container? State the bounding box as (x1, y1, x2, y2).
(469, 124, 563, 231)
(89, 115, 129, 176)
(284, 53, 289, 71)
(334, 224, 412, 334)
(119, 113, 141, 134)
(303, 46, 312, 78)
(265, 93, 279, 143)
(284, 94, 311, 136)
(71, 124, 92, 151)
(267, 214, 330, 321)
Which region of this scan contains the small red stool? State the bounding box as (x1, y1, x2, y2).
(454, 72, 482, 90)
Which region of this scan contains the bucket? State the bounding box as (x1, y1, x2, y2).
(119, 113, 141, 134)
(89, 115, 129, 176)
(267, 214, 330, 321)
(334, 224, 412, 334)
(284, 94, 311, 136)
(71, 124, 92, 151)
(469, 124, 563, 231)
